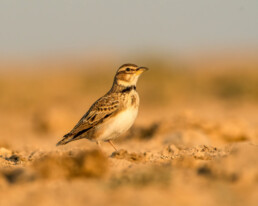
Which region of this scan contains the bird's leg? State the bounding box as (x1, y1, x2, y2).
(107, 140, 118, 151)
(96, 141, 101, 148)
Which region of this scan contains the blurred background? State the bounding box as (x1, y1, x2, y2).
(0, 2, 258, 206)
(0, 0, 257, 148)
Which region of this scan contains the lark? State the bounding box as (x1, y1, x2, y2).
(56, 64, 148, 151)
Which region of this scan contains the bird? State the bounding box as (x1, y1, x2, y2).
(56, 63, 148, 151)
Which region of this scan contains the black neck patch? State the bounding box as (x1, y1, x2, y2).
(121, 85, 136, 93)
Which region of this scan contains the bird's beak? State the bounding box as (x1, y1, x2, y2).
(136, 67, 149, 75)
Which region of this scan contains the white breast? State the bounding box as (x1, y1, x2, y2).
(97, 107, 138, 141)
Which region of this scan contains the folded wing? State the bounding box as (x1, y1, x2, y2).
(56, 94, 120, 146)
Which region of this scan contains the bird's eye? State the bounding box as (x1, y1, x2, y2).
(126, 68, 130, 72)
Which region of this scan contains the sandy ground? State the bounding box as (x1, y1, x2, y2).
(0, 59, 258, 206)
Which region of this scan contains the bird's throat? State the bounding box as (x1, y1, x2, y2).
(121, 85, 136, 93)
(111, 81, 136, 93)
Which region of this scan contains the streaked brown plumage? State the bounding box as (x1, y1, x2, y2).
(56, 63, 148, 150)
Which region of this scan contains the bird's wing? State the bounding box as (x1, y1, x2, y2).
(56, 93, 120, 145)
(72, 94, 120, 134)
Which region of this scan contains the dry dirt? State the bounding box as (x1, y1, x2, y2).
(0, 58, 258, 206)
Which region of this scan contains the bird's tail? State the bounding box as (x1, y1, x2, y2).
(56, 133, 74, 146)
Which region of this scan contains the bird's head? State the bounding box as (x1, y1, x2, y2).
(115, 63, 148, 87)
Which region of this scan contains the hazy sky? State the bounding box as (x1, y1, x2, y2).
(1, 0, 258, 56)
